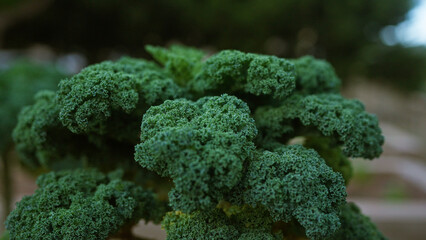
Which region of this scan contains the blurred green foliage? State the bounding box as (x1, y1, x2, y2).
(357, 45, 426, 91)
(0, 60, 67, 152)
(2, 0, 425, 91)
(0, 231, 9, 240)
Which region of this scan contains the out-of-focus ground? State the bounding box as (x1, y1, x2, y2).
(1, 79, 426, 239)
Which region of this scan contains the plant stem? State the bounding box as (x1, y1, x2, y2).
(1, 144, 12, 231)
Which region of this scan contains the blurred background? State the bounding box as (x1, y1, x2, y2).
(0, 0, 425, 239)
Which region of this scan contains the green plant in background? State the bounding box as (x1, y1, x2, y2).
(357, 44, 426, 91)
(2, 0, 424, 91)
(5, 45, 386, 239)
(0, 60, 67, 231)
(0, 61, 66, 153)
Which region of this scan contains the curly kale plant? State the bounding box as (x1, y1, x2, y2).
(6, 169, 165, 240)
(6, 45, 385, 239)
